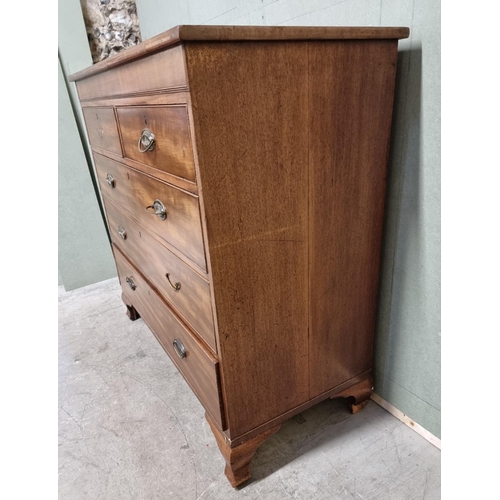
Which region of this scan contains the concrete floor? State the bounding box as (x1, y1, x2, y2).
(59, 278, 441, 499)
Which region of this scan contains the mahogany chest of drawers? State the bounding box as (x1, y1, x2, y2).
(70, 25, 409, 487)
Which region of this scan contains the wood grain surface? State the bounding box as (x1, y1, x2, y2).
(105, 198, 216, 351)
(186, 41, 310, 438)
(178, 25, 409, 41)
(308, 40, 399, 397)
(206, 412, 280, 487)
(89, 147, 198, 194)
(69, 25, 409, 83)
(80, 91, 189, 108)
(82, 107, 122, 156)
(75, 44, 187, 100)
(94, 153, 207, 270)
(116, 105, 196, 182)
(114, 246, 225, 428)
(332, 376, 373, 413)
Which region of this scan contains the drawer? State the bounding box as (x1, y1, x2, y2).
(94, 154, 207, 271)
(76, 44, 187, 100)
(116, 106, 196, 182)
(114, 246, 225, 429)
(82, 107, 122, 156)
(105, 198, 216, 351)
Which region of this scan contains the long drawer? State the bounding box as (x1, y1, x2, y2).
(105, 198, 216, 351)
(94, 153, 207, 271)
(76, 44, 187, 100)
(114, 246, 225, 429)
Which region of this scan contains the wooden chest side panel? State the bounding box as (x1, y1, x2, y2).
(186, 42, 310, 438)
(308, 40, 399, 397)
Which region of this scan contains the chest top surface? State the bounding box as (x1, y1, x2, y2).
(69, 24, 409, 82)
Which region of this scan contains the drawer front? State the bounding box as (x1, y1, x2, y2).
(105, 198, 216, 351)
(95, 154, 207, 271)
(115, 247, 224, 428)
(117, 106, 196, 182)
(76, 45, 187, 101)
(82, 107, 122, 155)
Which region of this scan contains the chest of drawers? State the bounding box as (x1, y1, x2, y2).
(70, 25, 409, 487)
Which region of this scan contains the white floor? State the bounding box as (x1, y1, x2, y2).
(59, 278, 441, 499)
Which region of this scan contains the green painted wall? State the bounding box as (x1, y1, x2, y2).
(58, 0, 116, 290)
(58, 60, 116, 290)
(135, 0, 441, 437)
(375, 0, 441, 437)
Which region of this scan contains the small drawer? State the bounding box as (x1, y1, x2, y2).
(115, 247, 225, 429)
(116, 106, 196, 182)
(94, 154, 206, 271)
(105, 198, 216, 351)
(82, 107, 121, 156)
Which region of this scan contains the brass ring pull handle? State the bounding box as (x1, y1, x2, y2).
(138, 128, 155, 153)
(145, 199, 167, 220)
(166, 273, 181, 291)
(126, 277, 136, 291)
(118, 225, 127, 240)
(106, 173, 115, 188)
(173, 339, 186, 359)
